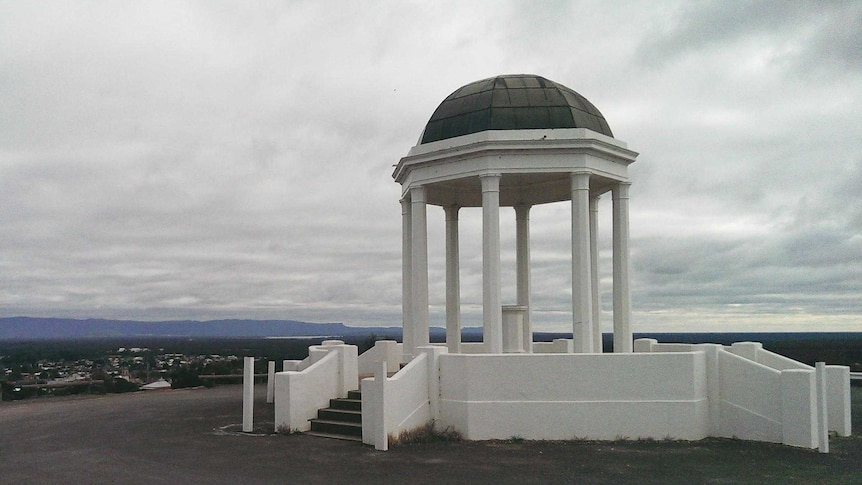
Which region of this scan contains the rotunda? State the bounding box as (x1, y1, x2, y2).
(393, 74, 638, 356)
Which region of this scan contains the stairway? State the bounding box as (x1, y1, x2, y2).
(307, 390, 362, 441)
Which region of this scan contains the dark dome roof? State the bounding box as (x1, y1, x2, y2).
(420, 74, 613, 144)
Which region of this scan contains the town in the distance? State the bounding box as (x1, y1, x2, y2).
(2, 317, 861, 401)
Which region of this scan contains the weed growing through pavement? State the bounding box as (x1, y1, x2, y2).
(276, 424, 303, 435)
(389, 420, 462, 445)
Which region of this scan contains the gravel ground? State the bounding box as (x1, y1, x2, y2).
(1, 384, 859, 484)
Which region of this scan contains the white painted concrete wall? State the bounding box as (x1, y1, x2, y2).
(274, 350, 339, 433)
(459, 339, 575, 355)
(459, 342, 485, 354)
(462, 339, 573, 354)
(717, 349, 784, 443)
(361, 346, 448, 449)
(357, 340, 402, 376)
(634, 338, 851, 440)
(532, 339, 573, 353)
(826, 365, 852, 437)
(285, 337, 848, 450)
(273, 341, 358, 433)
(362, 353, 429, 446)
(438, 352, 709, 441)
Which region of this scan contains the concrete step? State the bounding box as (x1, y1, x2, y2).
(304, 431, 363, 442)
(347, 389, 362, 400)
(317, 408, 362, 423)
(329, 398, 361, 412)
(309, 418, 362, 437)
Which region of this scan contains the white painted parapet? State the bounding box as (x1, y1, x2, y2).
(532, 339, 573, 353)
(716, 348, 782, 444)
(358, 340, 402, 377)
(722, 341, 849, 437)
(362, 346, 446, 450)
(359, 337, 849, 450)
(634, 338, 849, 448)
(282, 359, 305, 372)
(273, 340, 358, 433)
(781, 368, 818, 449)
(826, 365, 851, 436)
(459, 342, 486, 354)
(632, 338, 657, 353)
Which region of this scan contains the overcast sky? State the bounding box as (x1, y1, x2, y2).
(2, 1, 860, 333)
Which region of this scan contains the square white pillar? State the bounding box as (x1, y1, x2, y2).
(481, 173, 503, 354)
(612, 182, 632, 353)
(571, 172, 593, 353)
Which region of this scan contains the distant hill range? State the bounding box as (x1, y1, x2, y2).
(2, 317, 859, 355)
(0, 317, 430, 340)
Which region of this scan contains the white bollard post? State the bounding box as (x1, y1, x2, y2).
(243, 357, 254, 433)
(816, 362, 829, 453)
(266, 361, 275, 404)
(375, 360, 388, 451)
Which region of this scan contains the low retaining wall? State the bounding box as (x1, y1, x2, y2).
(717, 349, 818, 447)
(438, 352, 710, 441)
(635, 338, 851, 441)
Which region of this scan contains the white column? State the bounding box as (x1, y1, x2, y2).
(589, 194, 602, 353)
(612, 182, 632, 353)
(571, 172, 593, 353)
(481, 173, 503, 354)
(400, 197, 413, 357)
(411, 186, 429, 350)
(515, 205, 532, 353)
(444, 205, 461, 353)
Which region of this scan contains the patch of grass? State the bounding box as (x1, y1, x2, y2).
(390, 420, 462, 446)
(508, 435, 524, 444)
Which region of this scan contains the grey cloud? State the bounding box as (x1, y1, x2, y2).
(638, 0, 862, 76)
